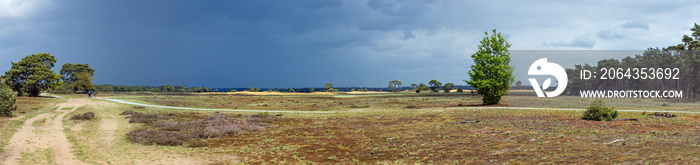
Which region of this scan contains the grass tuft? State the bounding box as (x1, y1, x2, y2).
(70, 112, 95, 120)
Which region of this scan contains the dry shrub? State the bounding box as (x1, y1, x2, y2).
(70, 112, 95, 120)
(650, 112, 676, 118)
(126, 128, 186, 146)
(125, 112, 280, 146)
(405, 105, 420, 109)
(119, 110, 134, 115)
(154, 121, 183, 131)
(202, 124, 243, 138)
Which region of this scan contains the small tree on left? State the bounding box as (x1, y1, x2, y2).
(0, 82, 18, 117)
(3, 53, 60, 97)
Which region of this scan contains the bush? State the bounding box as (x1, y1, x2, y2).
(415, 89, 420, 93)
(70, 112, 95, 120)
(0, 83, 17, 117)
(126, 112, 279, 146)
(457, 88, 463, 92)
(405, 105, 420, 109)
(127, 128, 185, 146)
(582, 98, 618, 121)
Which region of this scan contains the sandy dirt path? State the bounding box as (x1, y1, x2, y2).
(0, 98, 88, 165)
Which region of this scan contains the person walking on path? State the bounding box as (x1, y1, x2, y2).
(88, 90, 92, 98)
(94, 90, 97, 98)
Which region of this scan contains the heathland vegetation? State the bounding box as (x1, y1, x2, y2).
(2, 25, 700, 164)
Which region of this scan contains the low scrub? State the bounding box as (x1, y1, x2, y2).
(123, 112, 280, 146)
(70, 112, 95, 120)
(405, 105, 420, 109)
(121, 110, 168, 124)
(582, 98, 618, 121)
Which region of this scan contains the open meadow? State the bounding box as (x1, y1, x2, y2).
(3, 92, 700, 164)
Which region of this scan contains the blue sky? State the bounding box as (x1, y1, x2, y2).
(1, 0, 698, 88)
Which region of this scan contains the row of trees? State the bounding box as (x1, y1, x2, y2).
(563, 23, 700, 98)
(1, 53, 95, 117)
(2, 53, 95, 97)
(93, 84, 213, 93)
(383, 79, 459, 93)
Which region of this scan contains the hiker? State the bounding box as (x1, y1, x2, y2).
(88, 90, 92, 98)
(94, 90, 97, 98)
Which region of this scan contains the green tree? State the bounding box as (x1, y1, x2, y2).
(163, 85, 175, 92)
(0, 83, 17, 117)
(418, 83, 429, 91)
(428, 79, 442, 92)
(443, 83, 454, 93)
(46, 74, 63, 95)
(388, 80, 402, 92)
(248, 87, 260, 92)
(3, 53, 60, 97)
(411, 83, 418, 90)
(289, 88, 295, 93)
(324, 82, 333, 92)
(515, 81, 522, 89)
(60, 63, 95, 92)
(74, 72, 95, 91)
(466, 29, 514, 105)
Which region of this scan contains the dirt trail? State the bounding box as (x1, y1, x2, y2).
(88, 100, 208, 165)
(0, 98, 88, 165)
(97, 110, 118, 147)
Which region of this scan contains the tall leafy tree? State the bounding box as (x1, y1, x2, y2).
(428, 79, 442, 92)
(466, 29, 514, 105)
(418, 83, 429, 91)
(74, 72, 95, 91)
(324, 82, 334, 92)
(60, 63, 95, 92)
(388, 80, 402, 92)
(443, 83, 454, 93)
(2, 53, 60, 97)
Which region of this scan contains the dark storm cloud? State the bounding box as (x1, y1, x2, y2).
(1, 0, 699, 88)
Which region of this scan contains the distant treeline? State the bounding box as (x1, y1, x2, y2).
(94, 84, 213, 93)
(94, 84, 477, 93)
(563, 23, 700, 98)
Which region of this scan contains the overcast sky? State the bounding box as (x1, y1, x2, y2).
(1, 0, 699, 88)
